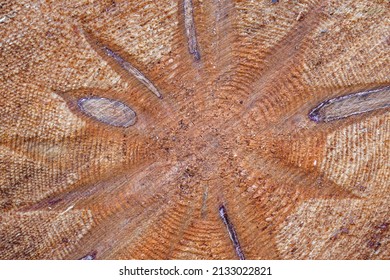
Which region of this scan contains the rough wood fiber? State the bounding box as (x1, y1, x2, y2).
(0, 0, 389, 259)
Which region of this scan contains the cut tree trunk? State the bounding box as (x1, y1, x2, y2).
(0, 0, 389, 260)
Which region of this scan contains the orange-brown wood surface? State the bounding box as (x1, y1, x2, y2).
(0, 0, 389, 259)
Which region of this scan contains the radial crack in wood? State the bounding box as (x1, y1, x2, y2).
(183, 0, 201, 61)
(309, 86, 390, 122)
(102, 46, 163, 99)
(77, 26, 163, 99)
(219, 205, 245, 260)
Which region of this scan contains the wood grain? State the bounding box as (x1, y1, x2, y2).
(0, 0, 389, 259)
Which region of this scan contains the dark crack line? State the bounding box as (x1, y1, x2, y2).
(78, 26, 163, 99)
(219, 204, 245, 260)
(102, 46, 163, 99)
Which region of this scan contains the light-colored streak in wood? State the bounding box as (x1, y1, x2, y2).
(309, 86, 390, 122)
(102, 46, 163, 98)
(184, 0, 201, 60)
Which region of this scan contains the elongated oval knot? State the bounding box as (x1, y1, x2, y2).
(77, 97, 136, 127)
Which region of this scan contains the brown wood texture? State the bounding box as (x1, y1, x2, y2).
(0, 0, 389, 260)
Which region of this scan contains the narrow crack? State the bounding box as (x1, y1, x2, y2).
(219, 204, 245, 260)
(184, 0, 201, 61)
